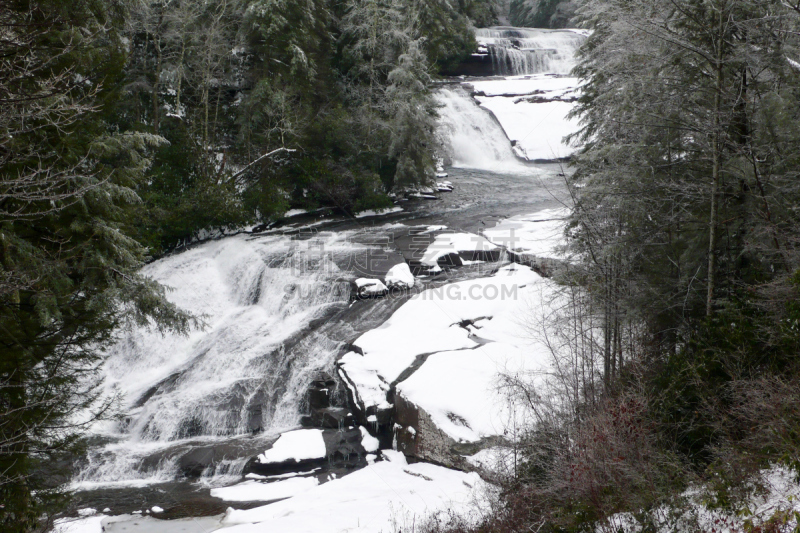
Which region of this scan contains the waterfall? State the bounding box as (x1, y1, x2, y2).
(74, 231, 371, 487)
(436, 87, 527, 172)
(475, 27, 586, 76)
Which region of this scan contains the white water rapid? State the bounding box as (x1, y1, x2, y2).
(475, 27, 586, 76)
(75, 231, 373, 488)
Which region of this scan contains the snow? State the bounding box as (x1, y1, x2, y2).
(210, 476, 320, 502)
(420, 232, 499, 267)
(477, 96, 577, 160)
(354, 206, 403, 218)
(600, 465, 800, 533)
(257, 429, 326, 464)
(465, 446, 518, 475)
(396, 341, 549, 443)
(384, 263, 415, 289)
(284, 209, 309, 217)
(471, 75, 579, 98)
(54, 514, 226, 533)
(359, 426, 380, 453)
(339, 263, 550, 416)
(246, 468, 320, 481)
(355, 278, 388, 296)
(52, 516, 105, 533)
(77, 508, 97, 517)
(221, 458, 489, 533)
(483, 207, 569, 258)
(151, 506, 164, 513)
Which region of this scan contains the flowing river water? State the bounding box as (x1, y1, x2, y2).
(66, 26, 585, 524)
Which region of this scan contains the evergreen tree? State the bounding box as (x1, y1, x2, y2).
(1, 2, 192, 530)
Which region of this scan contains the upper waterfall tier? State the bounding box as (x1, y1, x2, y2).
(475, 27, 587, 76)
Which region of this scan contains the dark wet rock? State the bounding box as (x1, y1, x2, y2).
(394, 392, 465, 469)
(178, 447, 216, 478)
(437, 252, 463, 269)
(300, 407, 355, 429)
(458, 249, 502, 263)
(507, 250, 563, 278)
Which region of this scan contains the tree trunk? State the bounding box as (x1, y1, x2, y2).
(706, 6, 725, 317)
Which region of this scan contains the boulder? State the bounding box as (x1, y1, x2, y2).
(244, 428, 368, 477)
(384, 263, 415, 290)
(353, 278, 388, 299)
(394, 392, 465, 469)
(437, 252, 463, 269)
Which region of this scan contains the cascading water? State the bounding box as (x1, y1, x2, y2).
(436, 87, 526, 172)
(74, 231, 375, 488)
(475, 27, 586, 76)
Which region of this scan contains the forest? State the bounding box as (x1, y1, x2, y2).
(4, 0, 800, 532)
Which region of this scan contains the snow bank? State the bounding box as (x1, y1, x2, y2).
(52, 515, 105, 533)
(355, 206, 403, 218)
(211, 476, 319, 502)
(222, 459, 489, 533)
(600, 465, 800, 533)
(257, 429, 326, 464)
(484, 207, 569, 258)
(466, 446, 519, 475)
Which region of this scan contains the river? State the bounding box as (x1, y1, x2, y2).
(56, 27, 585, 533)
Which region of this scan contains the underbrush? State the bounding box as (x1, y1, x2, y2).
(417, 374, 800, 533)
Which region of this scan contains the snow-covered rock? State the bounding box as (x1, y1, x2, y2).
(384, 263, 415, 289)
(396, 342, 541, 444)
(354, 278, 388, 298)
(338, 263, 555, 465)
(211, 476, 320, 502)
(221, 458, 490, 533)
(466, 74, 581, 161)
(420, 232, 500, 268)
(257, 429, 326, 465)
(358, 426, 380, 453)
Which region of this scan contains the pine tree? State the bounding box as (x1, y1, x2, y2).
(1, 2, 192, 530)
